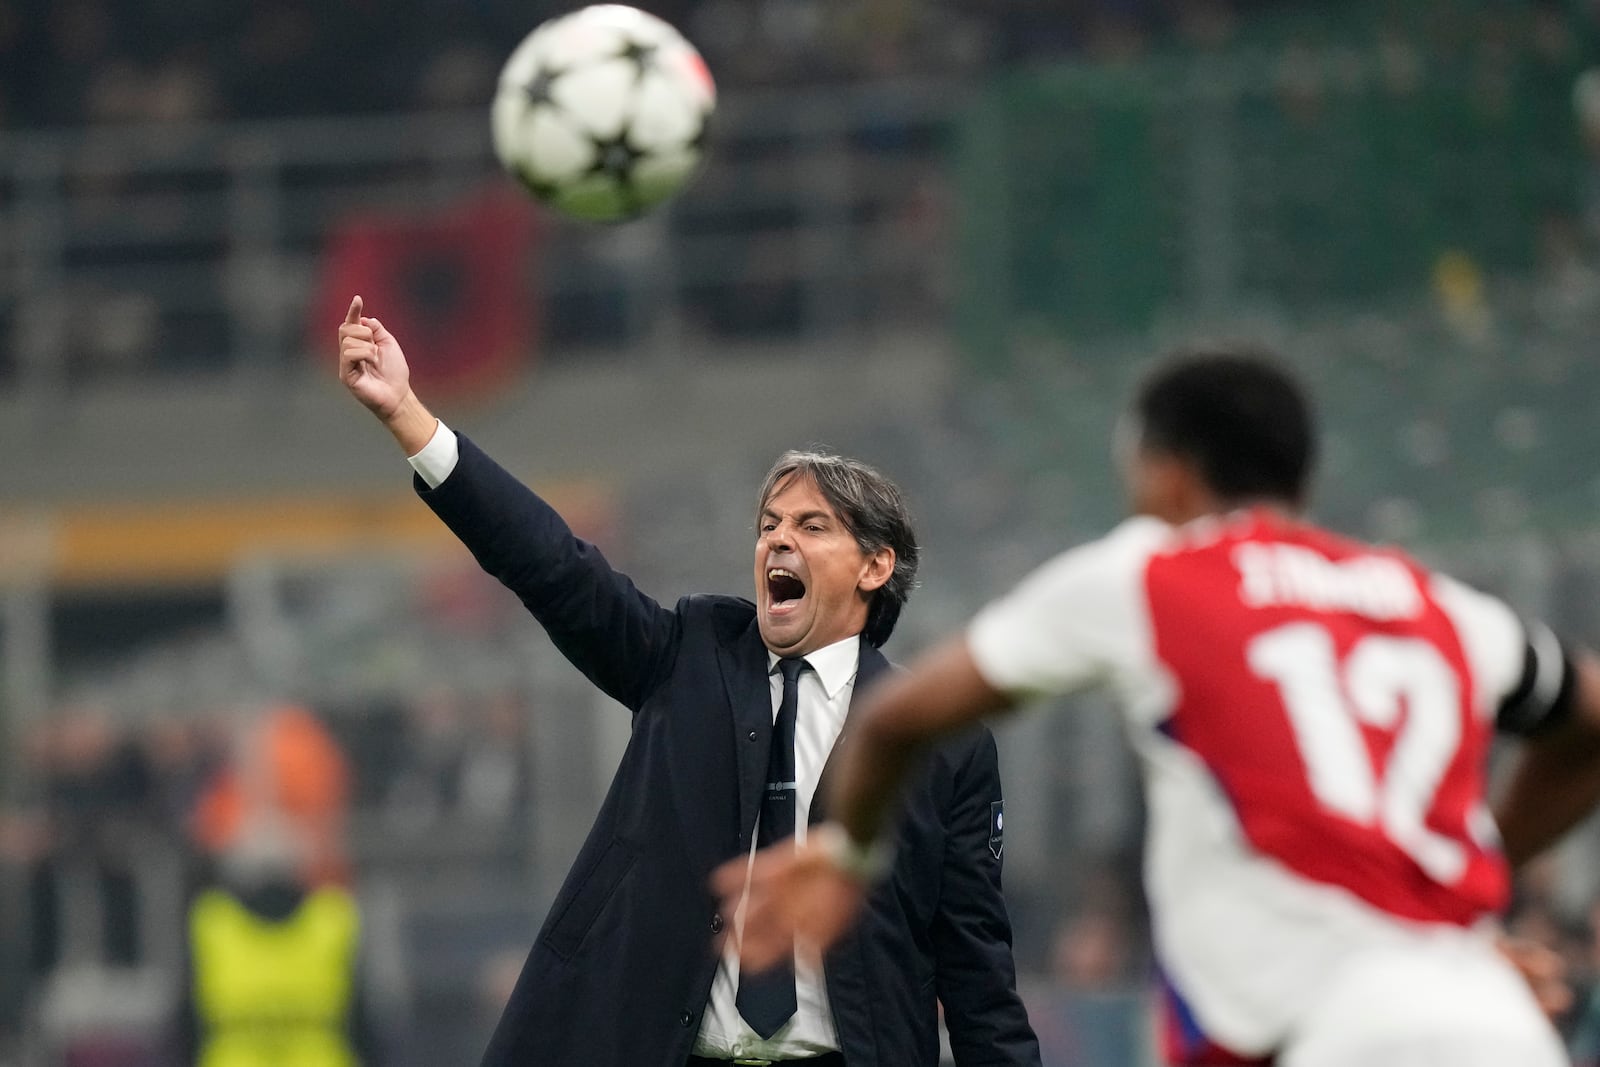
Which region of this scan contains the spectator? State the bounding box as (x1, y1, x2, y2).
(192, 704, 352, 888)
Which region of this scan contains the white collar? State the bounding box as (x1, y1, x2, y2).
(767, 632, 860, 700)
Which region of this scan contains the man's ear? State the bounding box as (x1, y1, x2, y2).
(858, 546, 895, 594)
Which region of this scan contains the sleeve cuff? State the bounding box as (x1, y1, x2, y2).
(407, 420, 458, 489)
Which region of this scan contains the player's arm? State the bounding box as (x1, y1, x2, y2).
(336, 296, 678, 711)
(1493, 640, 1600, 869)
(721, 530, 1142, 973)
(832, 638, 1017, 850)
(829, 526, 1145, 852)
(721, 637, 1017, 974)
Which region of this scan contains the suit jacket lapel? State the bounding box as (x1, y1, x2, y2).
(811, 636, 891, 825)
(716, 619, 774, 848)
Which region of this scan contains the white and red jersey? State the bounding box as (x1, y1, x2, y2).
(967, 510, 1538, 1061)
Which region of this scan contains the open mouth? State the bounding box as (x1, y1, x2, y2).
(767, 567, 807, 607)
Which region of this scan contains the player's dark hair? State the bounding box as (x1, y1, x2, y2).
(757, 450, 920, 648)
(1133, 347, 1316, 506)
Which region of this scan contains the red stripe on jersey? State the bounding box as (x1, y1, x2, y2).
(1143, 510, 1508, 926)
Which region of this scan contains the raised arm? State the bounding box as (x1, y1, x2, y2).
(336, 296, 678, 710)
(337, 295, 438, 456)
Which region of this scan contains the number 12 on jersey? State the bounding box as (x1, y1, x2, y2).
(1247, 622, 1483, 886)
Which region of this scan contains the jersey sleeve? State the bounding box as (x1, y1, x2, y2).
(967, 517, 1167, 701)
(1430, 574, 1576, 736)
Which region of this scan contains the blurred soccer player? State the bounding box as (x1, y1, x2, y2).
(727, 349, 1600, 1067)
(335, 298, 1041, 1067)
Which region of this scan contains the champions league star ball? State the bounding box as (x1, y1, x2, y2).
(490, 4, 716, 222)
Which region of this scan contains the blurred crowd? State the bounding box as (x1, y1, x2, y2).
(0, 0, 1416, 131)
(2, 0, 1595, 385)
(0, 689, 532, 1061)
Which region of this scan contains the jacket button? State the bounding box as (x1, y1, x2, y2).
(747, 730, 758, 742)
(679, 1009, 694, 1027)
(710, 913, 724, 934)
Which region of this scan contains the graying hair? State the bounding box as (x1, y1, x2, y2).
(756, 449, 920, 647)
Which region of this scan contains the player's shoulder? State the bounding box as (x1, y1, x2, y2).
(1426, 570, 1524, 651)
(1104, 514, 1178, 553)
(978, 516, 1175, 630)
(1027, 515, 1176, 589)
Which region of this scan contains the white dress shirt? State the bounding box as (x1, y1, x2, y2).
(407, 419, 459, 489)
(409, 423, 859, 1056)
(695, 633, 858, 1060)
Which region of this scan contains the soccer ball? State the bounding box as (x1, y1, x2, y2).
(490, 5, 716, 223)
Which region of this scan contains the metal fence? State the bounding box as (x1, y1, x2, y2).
(0, 80, 961, 397)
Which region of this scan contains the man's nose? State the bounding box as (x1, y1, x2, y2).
(765, 524, 794, 551)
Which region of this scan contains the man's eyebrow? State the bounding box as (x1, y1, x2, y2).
(758, 508, 833, 524)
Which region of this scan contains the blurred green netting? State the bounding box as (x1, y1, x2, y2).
(952, 0, 1600, 544)
(956, 0, 1585, 354)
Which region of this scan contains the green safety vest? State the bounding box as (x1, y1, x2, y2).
(190, 886, 361, 1067)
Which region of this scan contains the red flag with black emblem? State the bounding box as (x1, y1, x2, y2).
(313, 184, 538, 399)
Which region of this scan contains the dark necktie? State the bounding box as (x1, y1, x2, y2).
(736, 656, 806, 1039)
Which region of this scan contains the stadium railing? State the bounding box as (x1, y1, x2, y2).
(0, 80, 961, 398)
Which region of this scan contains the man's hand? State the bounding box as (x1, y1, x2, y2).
(712, 839, 867, 975)
(338, 295, 410, 417)
(336, 295, 436, 454)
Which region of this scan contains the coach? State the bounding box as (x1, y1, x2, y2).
(336, 297, 1040, 1067)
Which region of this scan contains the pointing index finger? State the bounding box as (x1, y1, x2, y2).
(345, 295, 363, 325)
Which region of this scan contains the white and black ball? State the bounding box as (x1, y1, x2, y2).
(491, 4, 716, 222)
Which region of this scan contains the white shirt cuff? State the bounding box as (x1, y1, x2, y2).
(407, 420, 459, 489)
